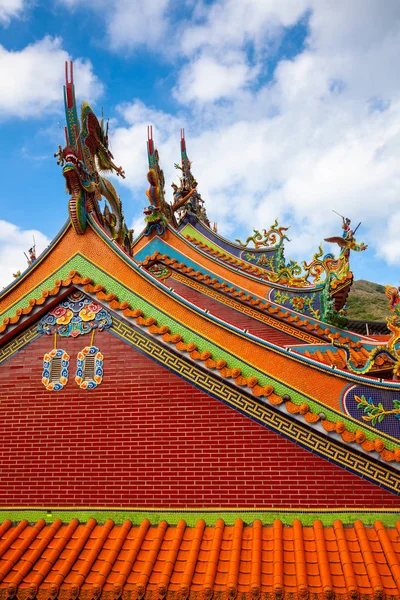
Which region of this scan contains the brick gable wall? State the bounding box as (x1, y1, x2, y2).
(0, 330, 398, 507)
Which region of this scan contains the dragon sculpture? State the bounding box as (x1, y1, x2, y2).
(324, 230, 368, 261)
(143, 128, 210, 234)
(331, 285, 400, 377)
(143, 126, 175, 235)
(55, 62, 133, 253)
(235, 220, 290, 248)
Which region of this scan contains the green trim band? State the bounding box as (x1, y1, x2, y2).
(0, 509, 399, 527)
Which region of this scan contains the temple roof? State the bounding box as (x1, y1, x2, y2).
(1, 64, 400, 494)
(0, 518, 400, 600)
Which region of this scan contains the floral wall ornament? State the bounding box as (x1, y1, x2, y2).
(37, 291, 112, 338)
(271, 289, 321, 319)
(342, 384, 400, 438)
(356, 395, 400, 426)
(75, 345, 104, 389)
(42, 348, 70, 391)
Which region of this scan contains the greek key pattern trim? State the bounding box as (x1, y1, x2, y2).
(110, 316, 400, 495)
(0, 325, 39, 365)
(170, 271, 321, 345)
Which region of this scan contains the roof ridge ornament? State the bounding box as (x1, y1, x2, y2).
(171, 130, 210, 227)
(144, 126, 176, 235)
(55, 61, 134, 253)
(235, 219, 290, 248)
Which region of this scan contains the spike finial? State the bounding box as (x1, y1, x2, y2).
(181, 128, 185, 151)
(65, 61, 74, 109)
(147, 125, 154, 155)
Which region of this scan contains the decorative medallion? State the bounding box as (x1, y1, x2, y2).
(37, 291, 112, 338)
(75, 345, 104, 389)
(148, 264, 171, 280)
(42, 348, 70, 391)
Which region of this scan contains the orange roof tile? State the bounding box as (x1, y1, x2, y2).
(303, 347, 394, 373)
(1, 519, 400, 600)
(140, 252, 354, 344)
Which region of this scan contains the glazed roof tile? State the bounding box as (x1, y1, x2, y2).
(184, 235, 280, 281)
(302, 347, 394, 373)
(1, 519, 400, 600)
(141, 252, 357, 344)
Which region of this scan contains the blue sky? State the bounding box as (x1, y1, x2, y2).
(1, 0, 400, 288)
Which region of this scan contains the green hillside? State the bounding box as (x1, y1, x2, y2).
(346, 279, 391, 322)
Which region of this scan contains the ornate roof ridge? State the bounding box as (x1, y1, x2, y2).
(302, 345, 393, 373)
(1, 269, 398, 461)
(140, 251, 362, 345)
(185, 234, 313, 288)
(169, 271, 323, 345)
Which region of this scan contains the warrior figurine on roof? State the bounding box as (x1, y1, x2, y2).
(342, 216, 351, 238)
(332, 210, 352, 239)
(24, 241, 36, 266)
(325, 222, 367, 261)
(171, 130, 210, 227)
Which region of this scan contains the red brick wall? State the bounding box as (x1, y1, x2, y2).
(0, 330, 399, 507)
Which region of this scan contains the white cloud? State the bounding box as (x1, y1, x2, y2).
(58, 0, 171, 51)
(0, 221, 50, 289)
(0, 0, 26, 25)
(0, 36, 103, 118)
(107, 0, 169, 51)
(174, 52, 259, 103)
(180, 0, 309, 56)
(108, 0, 400, 272)
(380, 213, 400, 264)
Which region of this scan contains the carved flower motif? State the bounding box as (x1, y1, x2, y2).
(291, 296, 305, 310)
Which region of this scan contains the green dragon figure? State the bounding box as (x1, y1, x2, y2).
(143, 127, 175, 236)
(331, 285, 400, 377)
(55, 62, 133, 253)
(235, 219, 290, 248)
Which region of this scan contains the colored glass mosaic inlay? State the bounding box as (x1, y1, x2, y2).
(343, 384, 400, 439)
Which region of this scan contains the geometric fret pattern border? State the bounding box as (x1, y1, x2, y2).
(111, 315, 400, 496)
(0, 324, 39, 366)
(0, 317, 398, 495)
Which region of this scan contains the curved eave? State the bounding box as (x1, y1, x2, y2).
(137, 222, 322, 293)
(133, 223, 377, 345)
(0, 215, 388, 391)
(1, 224, 400, 461)
(0, 219, 71, 301)
(179, 213, 283, 254)
(2, 214, 400, 451)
